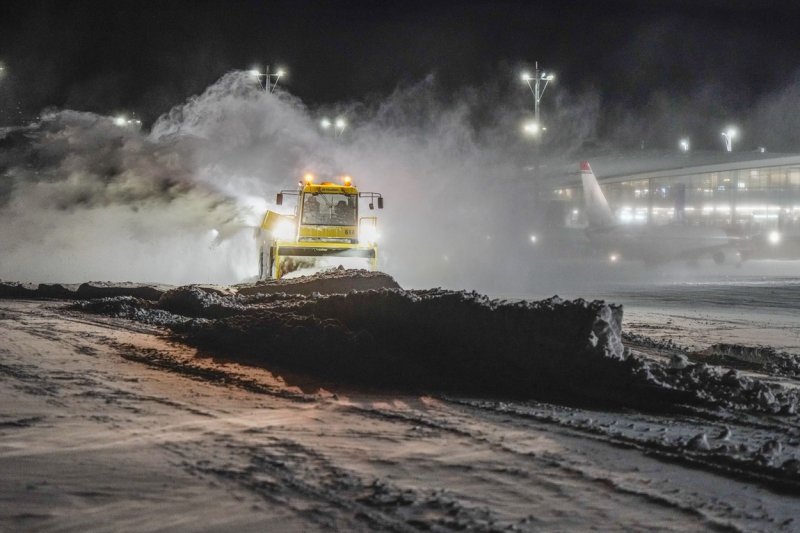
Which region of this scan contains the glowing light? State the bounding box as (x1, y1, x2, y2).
(335, 117, 346, 129)
(768, 230, 782, 245)
(523, 121, 540, 135)
(320, 118, 331, 129)
(113, 116, 127, 126)
(680, 138, 690, 152)
(721, 127, 738, 152)
(342, 175, 352, 185)
(359, 217, 379, 245)
(359, 224, 379, 245)
(249, 69, 262, 77)
(522, 70, 554, 82)
(275, 68, 286, 77)
(529, 234, 537, 243)
(609, 253, 619, 263)
(304, 173, 315, 183)
(273, 219, 295, 241)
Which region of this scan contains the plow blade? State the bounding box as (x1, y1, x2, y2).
(276, 246, 376, 258)
(266, 242, 378, 279)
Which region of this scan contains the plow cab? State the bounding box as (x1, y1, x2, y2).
(258, 174, 384, 279)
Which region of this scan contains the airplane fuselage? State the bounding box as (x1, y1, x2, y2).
(586, 223, 734, 264)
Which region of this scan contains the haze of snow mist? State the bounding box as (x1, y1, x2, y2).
(1, 70, 584, 288)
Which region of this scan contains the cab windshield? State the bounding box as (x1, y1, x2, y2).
(301, 193, 357, 226)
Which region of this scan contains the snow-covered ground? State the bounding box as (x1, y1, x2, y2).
(2, 272, 800, 531)
(620, 282, 800, 354)
(512, 259, 800, 353)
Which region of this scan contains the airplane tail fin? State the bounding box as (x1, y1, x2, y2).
(580, 161, 615, 228)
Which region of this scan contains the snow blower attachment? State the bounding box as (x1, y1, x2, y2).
(258, 174, 384, 279)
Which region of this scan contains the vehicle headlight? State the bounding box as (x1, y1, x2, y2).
(360, 223, 379, 245)
(273, 219, 295, 241)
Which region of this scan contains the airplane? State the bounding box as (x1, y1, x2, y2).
(579, 161, 742, 266)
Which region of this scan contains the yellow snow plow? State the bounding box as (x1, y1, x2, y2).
(258, 174, 384, 279)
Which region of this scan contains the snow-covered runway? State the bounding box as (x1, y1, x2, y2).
(1, 293, 799, 531)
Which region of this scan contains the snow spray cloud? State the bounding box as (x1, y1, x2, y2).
(0, 71, 598, 288)
(149, 71, 602, 290)
(0, 73, 321, 284)
(0, 108, 251, 284)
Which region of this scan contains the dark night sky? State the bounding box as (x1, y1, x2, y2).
(2, 0, 800, 149)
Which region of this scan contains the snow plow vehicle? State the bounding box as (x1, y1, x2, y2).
(258, 174, 384, 279)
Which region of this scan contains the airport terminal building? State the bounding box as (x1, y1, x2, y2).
(545, 151, 800, 239)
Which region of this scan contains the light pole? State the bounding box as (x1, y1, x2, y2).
(521, 62, 555, 207)
(250, 65, 286, 93)
(721, 127, 737, 152)
(321, 116, 347, 138)
(334, 117, 346, 137)
(0, 63, 6, 125)
(521, 62, 555, 134)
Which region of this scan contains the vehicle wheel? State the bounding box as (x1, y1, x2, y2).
(260, 247, 273, 280)
(267, 249, 274, 280)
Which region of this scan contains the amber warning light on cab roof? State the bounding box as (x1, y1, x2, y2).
(298, 173, 355, 186)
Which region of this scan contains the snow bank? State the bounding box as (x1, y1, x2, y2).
(696, 343, 800, 378)
(77, 287, 800, 412)
(642, 362, 799, 415)
(0, 268, 398, 301)
(173, 290, 629, 401)
(0, 281, 169, 300)
(26, 270, 795, 412)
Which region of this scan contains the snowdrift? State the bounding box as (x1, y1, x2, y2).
(173, 289, 629, 402)
(157, 287, 800, 413)
(0, 281, 169, 300)
(6, 269, 796, 412)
